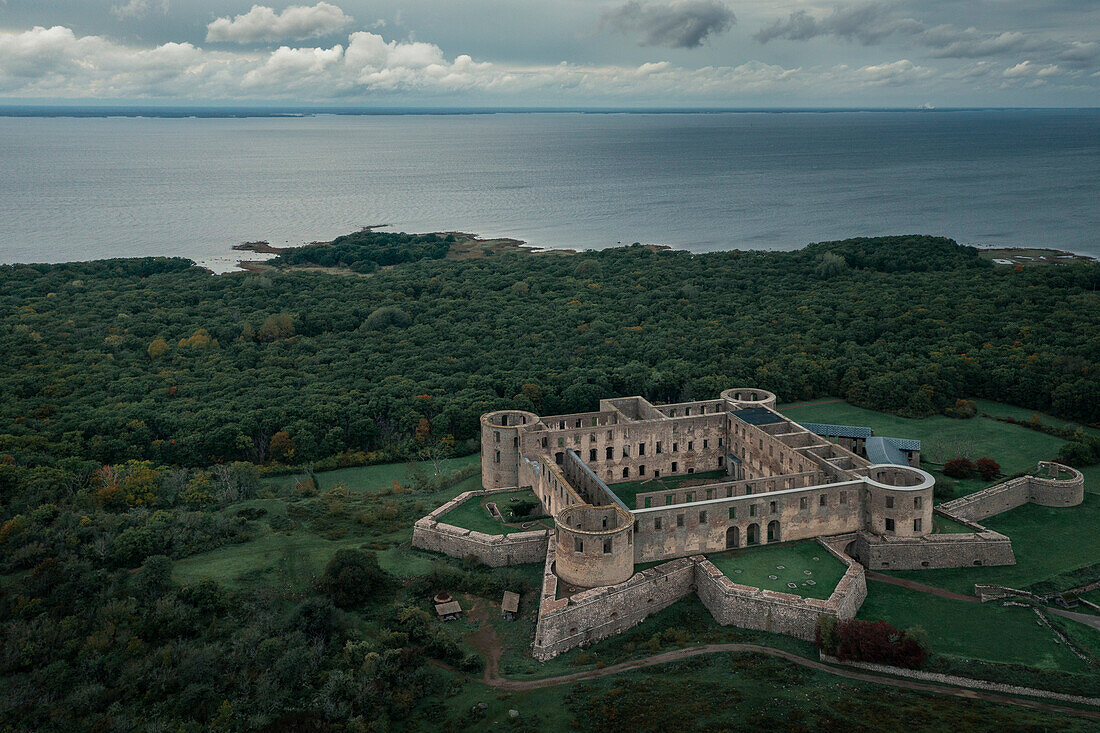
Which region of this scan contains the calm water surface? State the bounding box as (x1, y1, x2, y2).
(1, 110, 1098, 269)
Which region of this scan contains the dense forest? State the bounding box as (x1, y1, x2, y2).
(1, 234, 1096, 478)
(1, 233, 1098, 730)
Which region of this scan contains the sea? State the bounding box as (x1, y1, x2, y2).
(1, 108, 1098, 271)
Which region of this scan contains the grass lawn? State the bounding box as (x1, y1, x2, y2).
(886, 493, 1100, 595)
(609, 469, 728, 509)
(857, 580, 1088, 672)
(440, 489, 551, 535)
(932, 514, 974, 534)
(263, 453, 481, 494)
(706, 541, 847, 600)
(779, 398, 1067, 476)
(435, 647, 1094, 731)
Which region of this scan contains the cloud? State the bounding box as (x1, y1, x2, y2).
(601, 0, 735, 49)
(0, 23, 1094, 102)
(855, 58, 931, 85)
(755, 4, 917, 46)
(111, 0, 169, 20)
(206, 2, 352, 43)
(0, 24, 812, 100)
(755, 2, 1099, 70)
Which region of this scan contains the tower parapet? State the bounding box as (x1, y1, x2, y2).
(480, 410, 540, 488)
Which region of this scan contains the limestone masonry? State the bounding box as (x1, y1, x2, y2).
(411, 389, 1085, 659)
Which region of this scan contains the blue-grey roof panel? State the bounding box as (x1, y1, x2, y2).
(884, 437, 921, 451)
(800, 422, 873, 440)
(865, 436, 910, 466)
(731, 407, 785, 426)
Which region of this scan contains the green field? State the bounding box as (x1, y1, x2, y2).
(887, 494, 1100, 595)
(263, 453, 481, 493)
(174, 455, 487, 589)
(434, 650, 1095, 732)
(707, 541, 847, 600)
(780, 399, 1067, 477)
(857, 580, 1090, 672)
(932, 513, 974, 534)
(609, 469, 728, 509)
(440, 489, 553, 535)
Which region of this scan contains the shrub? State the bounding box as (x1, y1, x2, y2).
(320, 549, 390, 608)
(943, 457, 976, 479)
(974, 457, 1001, 481)
(944, 399, 977, 419)
(817, 618, 927, 669)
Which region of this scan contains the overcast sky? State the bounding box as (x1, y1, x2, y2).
(1, 0, 1097, 106)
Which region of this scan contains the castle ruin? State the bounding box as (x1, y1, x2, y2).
(413, 388, 1084, 659)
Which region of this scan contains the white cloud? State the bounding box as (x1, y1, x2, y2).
(111, 0, 169, 21)
(206, 2, 352, 43)
(855, 58, 931, 85)
(0, 23, 1091, 102)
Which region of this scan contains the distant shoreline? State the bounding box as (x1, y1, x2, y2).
(3, 105, 1100, 119)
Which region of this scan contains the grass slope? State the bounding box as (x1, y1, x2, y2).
(857, 580, 1089, 672)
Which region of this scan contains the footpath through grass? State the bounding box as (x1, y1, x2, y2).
(707, 541, 846, 600)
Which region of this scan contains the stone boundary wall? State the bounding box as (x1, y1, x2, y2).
(818, 655, 1100, 708)
(411, 488, 550, 567)
(939, 462, 1084, 522)
(851, 529, 1015, 570)
(694, 547, 866, 642)
(974, 584, 1043, 603)
(532, 535, 697, 660)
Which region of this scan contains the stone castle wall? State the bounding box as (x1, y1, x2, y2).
(410, 488, 550, 567)
(694, 542, 866, 641)
(533, 535, 697, 660)
(850, 528, 1016, 570)
(938, 463, 1084, 522)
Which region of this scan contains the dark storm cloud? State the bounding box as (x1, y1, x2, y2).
(601, 0, 735, 49)
(754, 1, 1099, 68)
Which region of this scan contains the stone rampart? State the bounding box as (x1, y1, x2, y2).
(693, 545, 866, 642)
(532, 535, 696, 660)
(850, 529, 1015, 570)
(938, 462, 1084, 521)
(411, 489, 550, 566)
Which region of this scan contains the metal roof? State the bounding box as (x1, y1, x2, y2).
(884, 436, 921, 451)
(865, 437, 909, 466)
(730, 407, 785, 426)
(435, 601, 462, 616)
(800, 422, 873, 439)
(501, 591, 520, 613)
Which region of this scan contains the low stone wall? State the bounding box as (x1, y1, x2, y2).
(694, 546, 866, 642)
(851, 529, 1015, 570)
(819, 654, 1100, 708)
(938, 462, 1084, 522)
(532, 536, 697, 660)
(411, 488, 550, 567)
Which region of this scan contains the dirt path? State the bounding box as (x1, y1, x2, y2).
(865, 572, 979, 602)
(464, 599, 505, 681)
(479, 643, 1100, 721)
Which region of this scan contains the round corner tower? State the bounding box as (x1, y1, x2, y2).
(480, 410, 540, 488)
(554, 504, 635, 588)
(721, 387, 778, 410)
